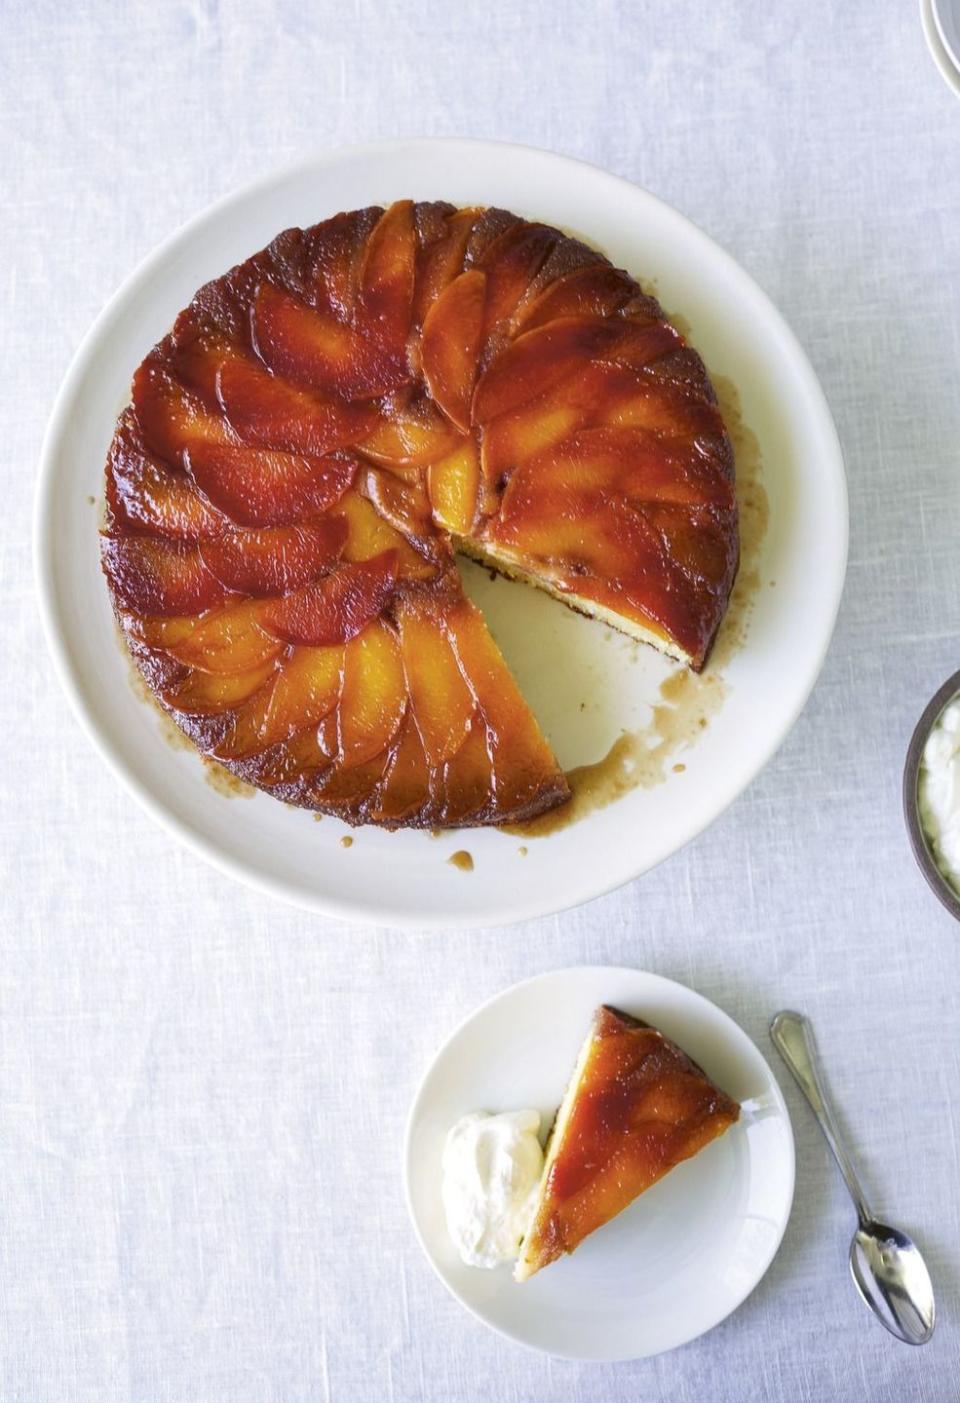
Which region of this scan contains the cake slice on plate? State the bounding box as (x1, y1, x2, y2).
(514, 1004, 740, 1281)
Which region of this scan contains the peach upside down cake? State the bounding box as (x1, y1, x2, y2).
(100, 201, 738, 829)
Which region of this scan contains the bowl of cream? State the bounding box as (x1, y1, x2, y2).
(904, 669, 960, 920)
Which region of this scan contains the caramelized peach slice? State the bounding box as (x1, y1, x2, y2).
(261, 646, 344, 748)
(101, 535, 229, 617)
(479, 360, 723, 505)
(480, 400, 582, 501)
(361, 466, 432, 539)
(161, 658, 277, 716)
(333, 491, 438, 580)
(369, 712, 432, 824)
(133, 362, 235, 463)
(513, 263, 637, 333)
(601, 374, 728, 452)
(488, 496, 636, 580)
(260, 550, 398, 647)
(428, 438, 480, 536)
(640, 502, 737, 589)
(338, 619, 406, 765)
(185, 442, 356, 527)
(589, 501, 714, 651)
(472, 317, 678, 424)
(421, 270, 487, 431)
(576, 361, 697, 432)
(477, 223, 558, 338)
(471, 317, 624, 424)
(209, 702, 274, 768)
(215, 354, 377, 456)
(357, 200, 416, 353)
(504, 427, 733, 512)
(171, 326, 238, 401)
(413, 207, 479, 328)
(199, 520, 345, 597)
(446, 600, 567, 815)
(465, 209, 520, 266)
(356, 390, 461, 467)
(395, 597, 476, 768)
(435, 719, 493, 825)
(334, 488, 405, 557)
(216, 644, 344, 758)
(602, 320, 683, 375)
(308, 747, 391, 811)
(130, 598, 281, 675)
(480, 360, 634, 493)
(252, 282, 408, 400)
(107, 423, 225, 541)
(303, 207, 379, 320)
(245, 723, 334, 789)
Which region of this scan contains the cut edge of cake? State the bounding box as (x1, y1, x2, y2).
(514, 1007, 601, 1282)
(455, 538, 694, 670)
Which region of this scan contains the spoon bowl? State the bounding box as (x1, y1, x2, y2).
(849, 1221, 936, 1346)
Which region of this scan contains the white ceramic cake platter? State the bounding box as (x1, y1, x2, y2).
(36, 139, 847, 929)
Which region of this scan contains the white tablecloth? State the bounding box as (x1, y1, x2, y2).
(3, 2, 959, 1398)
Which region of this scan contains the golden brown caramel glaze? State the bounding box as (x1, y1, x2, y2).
(101, 201, 737, 827)
(516, 1005, 739, 1279)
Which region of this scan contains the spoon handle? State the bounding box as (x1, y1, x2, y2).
(770, 1010, 873, 1225)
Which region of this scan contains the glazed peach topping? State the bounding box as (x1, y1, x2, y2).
(101, 202, 737, 827)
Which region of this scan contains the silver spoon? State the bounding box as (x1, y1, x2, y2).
(770, 1010, 935, 1345)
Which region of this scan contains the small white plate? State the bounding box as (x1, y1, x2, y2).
(36, 138, 847, 928)
(404, 966, 794, 1361)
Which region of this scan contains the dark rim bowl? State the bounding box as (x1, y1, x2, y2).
(903, 667, 960, 922)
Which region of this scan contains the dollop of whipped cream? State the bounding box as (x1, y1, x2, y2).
(441, 1109, 544, 1268)
(920, 698, 960, 890)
